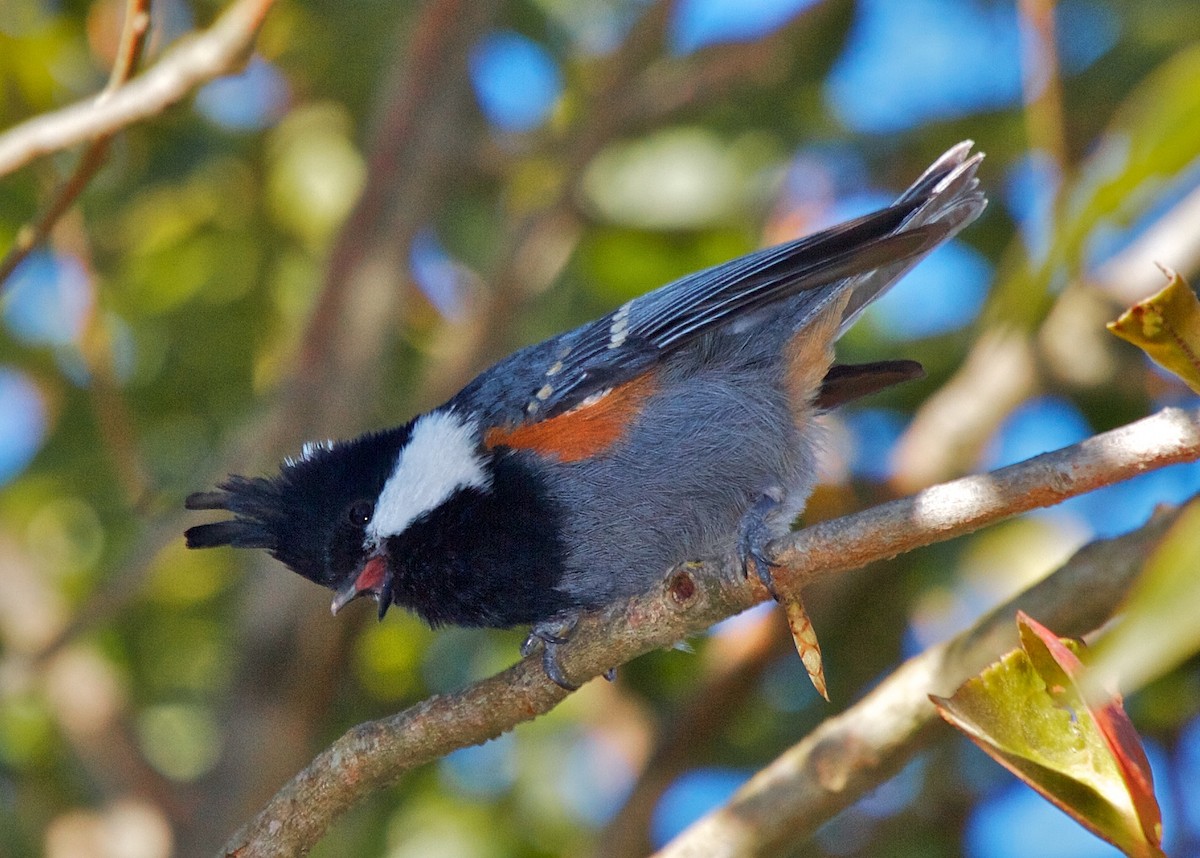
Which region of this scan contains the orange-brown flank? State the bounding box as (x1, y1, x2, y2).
(484, 372, 659, 462)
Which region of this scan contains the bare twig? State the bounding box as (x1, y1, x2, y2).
(653, 507, 1180, 858)
(0, 0, 275, 180)
(0, 0, 152, 287)
(1017, 0, 1067, 166)
(222, 405, 1200, 857)
(770, 406, 1200, 580)
(1, 0, 277, 658)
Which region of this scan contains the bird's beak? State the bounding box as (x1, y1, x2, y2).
(331, 553, 393, 619)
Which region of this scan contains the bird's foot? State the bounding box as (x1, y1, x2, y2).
(523, 617, 591, 690)
(738, 489, 785, 599)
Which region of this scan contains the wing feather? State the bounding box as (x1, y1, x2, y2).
(470, 142, 987, 427)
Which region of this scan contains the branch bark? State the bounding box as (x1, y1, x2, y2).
(221, 404, 1200, 857)
(0, 0, 152, 286)
(653, 505, 1181, 857)
(0, 0, 275, 179)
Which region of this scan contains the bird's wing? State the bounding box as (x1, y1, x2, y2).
(468, 142, 986, 433)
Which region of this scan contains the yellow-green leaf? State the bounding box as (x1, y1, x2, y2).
(1108, 268, 1200, 392)
(932, 613, 1164, 858)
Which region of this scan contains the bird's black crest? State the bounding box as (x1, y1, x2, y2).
(184, 426, 412, 587)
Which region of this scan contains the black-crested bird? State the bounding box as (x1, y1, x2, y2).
(186, 142, 986, 688)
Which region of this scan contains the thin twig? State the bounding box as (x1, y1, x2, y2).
(1017, 0, 1068, 167)
(0, 0, 151, 287)
(293, 0, 500, 389)
(222, 404, 1200, 857)
(770, 405, 1200, 580)
(0, 0, 275, 180)
(12, 0, 279, 661)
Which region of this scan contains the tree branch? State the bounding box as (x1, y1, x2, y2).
(291, 0, 501, 398)
(770, 404, 1200, 583)
(653, 505, 1181, 857)
(0, 0, 275, 180)
(0, 0, 152, 287)
(222, 404, 1200, 857)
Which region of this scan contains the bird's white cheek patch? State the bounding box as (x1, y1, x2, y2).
(368, 411, 490, 541)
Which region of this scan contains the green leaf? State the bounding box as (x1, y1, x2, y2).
(1107, 267, 1200, 393)
(989, 42, 1200, 327)
(932, 612, 1164, 858)
(1090, 498, 1200, 701)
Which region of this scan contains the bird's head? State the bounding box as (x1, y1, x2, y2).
(184, 426, 412, 617)
(185, 410, 495, 619)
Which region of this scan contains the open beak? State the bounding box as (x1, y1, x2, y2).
(331, 553, 393, 619)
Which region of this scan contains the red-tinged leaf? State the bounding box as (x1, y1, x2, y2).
(1093, 699, 1163, 850)
(932, 614, 1164, 858)
(1018, 611, 1084, 679)
(1018, 612, 1162, 849)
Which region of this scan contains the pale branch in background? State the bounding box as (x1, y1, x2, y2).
(0, 0, 152, 286)
(223, 405, 1200, 858)
(0, 0, 276, 180)
(1094, 183, 1200, 304)
(654, 508, 1180, 858)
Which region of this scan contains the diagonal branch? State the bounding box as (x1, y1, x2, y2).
(222, 404, 1200, 857)
(0, 0, 152, 287)
(653, 506, 1181, 858)
(291, 0, 502, 395)
(0, 0, 276, 180)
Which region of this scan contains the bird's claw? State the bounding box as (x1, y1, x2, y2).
(738, 490, 783, 599)
(523, 619, 581, 690)
(522, 619, 618, 688)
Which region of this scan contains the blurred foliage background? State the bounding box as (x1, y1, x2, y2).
(2, 0, 1200, 856)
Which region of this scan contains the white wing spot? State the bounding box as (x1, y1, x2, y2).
(572, 388, 611, 411)
(608, 301, 633, 349)
(536, 384, 554, 401)
(546, 360, 564, 376)
(367, 411, 490, 542)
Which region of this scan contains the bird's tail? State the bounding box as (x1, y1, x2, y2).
(836, 141, 987, 335)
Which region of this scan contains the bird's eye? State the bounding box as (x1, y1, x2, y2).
(347, 500, 373, 526)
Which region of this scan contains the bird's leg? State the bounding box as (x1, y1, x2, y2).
(738, 489, 829, 699)
(737, 488, 785, 599)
